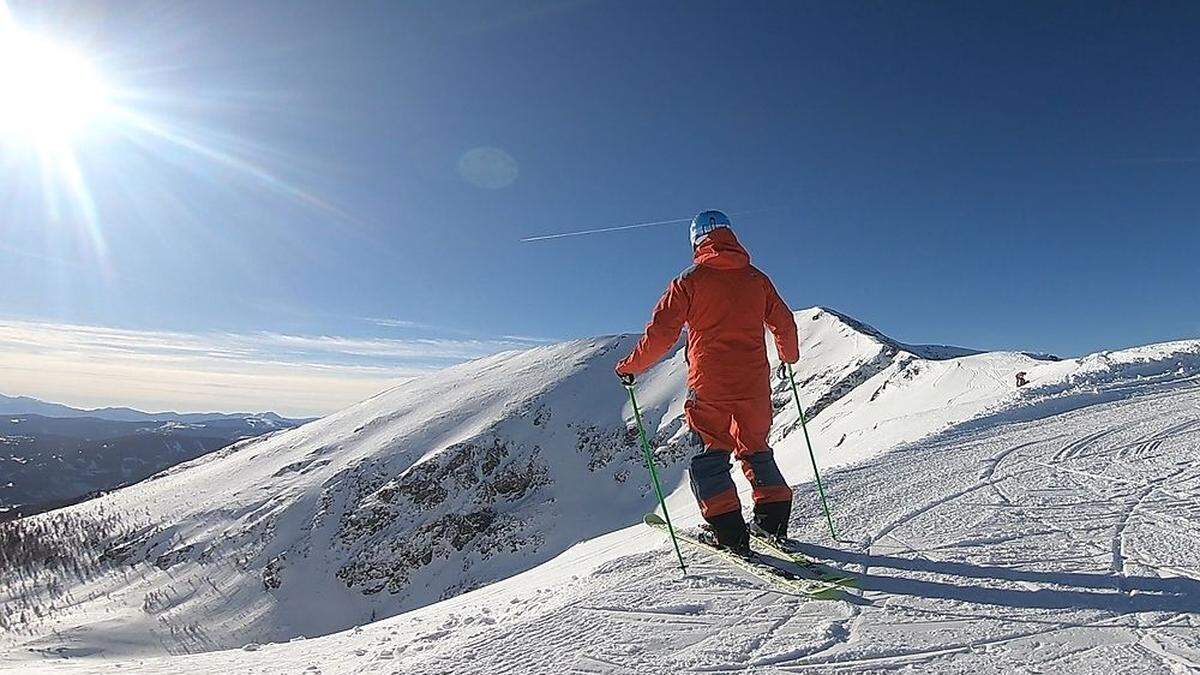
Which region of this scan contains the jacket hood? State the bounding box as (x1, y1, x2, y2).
(693, 227, 750, 270)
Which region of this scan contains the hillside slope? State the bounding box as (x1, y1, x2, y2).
(2, 309, 1196, 666)
(7, 337, 1198, 674)
(0, 308, 959, 656)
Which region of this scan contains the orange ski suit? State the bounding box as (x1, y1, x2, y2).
(616, 227, 799, 519)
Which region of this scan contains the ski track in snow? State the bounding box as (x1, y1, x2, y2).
(6, 364, 1199, 673)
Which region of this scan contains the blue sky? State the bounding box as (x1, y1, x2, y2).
(2, 1, 1197, 415)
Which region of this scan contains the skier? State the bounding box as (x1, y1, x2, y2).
(616, 210, 800, 555)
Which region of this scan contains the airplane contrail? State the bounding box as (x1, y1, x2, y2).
(520, 210, 782, 243)
(520, 216, 693, 242)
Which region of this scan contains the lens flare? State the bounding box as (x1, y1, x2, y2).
(0, 30, 109, 142)
(0, 3, 356, 283)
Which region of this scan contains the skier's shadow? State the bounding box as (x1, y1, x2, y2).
(793, 542, 1200, 614)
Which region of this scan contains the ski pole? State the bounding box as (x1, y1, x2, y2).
(786, 363, 838, 540)
(624, 382, 688, 575)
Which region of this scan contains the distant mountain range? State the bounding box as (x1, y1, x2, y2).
(0, 394, 313, 520)
(0, 393, 311, 424)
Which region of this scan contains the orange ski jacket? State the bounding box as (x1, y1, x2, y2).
(616, 228, 799, 402)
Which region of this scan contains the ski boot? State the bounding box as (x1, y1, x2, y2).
(748, 501, 792, 544)
(697, 512, 752, 558)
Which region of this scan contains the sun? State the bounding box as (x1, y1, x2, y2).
(0, 9, 345, 273)
(0, 28, 109, 144)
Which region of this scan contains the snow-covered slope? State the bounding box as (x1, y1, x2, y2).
(9, 335, 1199, 674)
(2, 336, 666, 655)
(3, 308, 1198, 671)
(0, 308, 958, 656)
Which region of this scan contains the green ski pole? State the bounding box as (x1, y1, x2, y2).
(624, 382, 688, 575)
(786, 363, 838, 540)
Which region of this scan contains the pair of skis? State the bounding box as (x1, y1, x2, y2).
(643, 513, 855, 599)
(748, 528, 857, 586)
(625, 367, 844, 597)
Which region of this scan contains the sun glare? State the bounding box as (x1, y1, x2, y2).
(0, 29, 109, 143)
(0, 7, 347, 274)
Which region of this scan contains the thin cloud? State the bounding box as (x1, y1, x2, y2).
(0, 319, 543, 417)
(498, 334, 557, 344)
(360, 317, 477, 337)
(363, 317, 445, 330)
(360, 316, 556, 345)
(253, 331, 534, 361)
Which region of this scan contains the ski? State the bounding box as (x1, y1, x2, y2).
(643, 514, 845, 599)
(747, 531, 858, 587)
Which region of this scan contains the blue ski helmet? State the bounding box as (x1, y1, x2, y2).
(690, 209, 732, 247)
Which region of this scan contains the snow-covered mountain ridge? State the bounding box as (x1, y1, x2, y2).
(2, 307, 1198, 665)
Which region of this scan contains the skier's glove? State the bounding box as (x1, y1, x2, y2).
(617, 371, 635, 387)
(776, 362, 790, 382)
